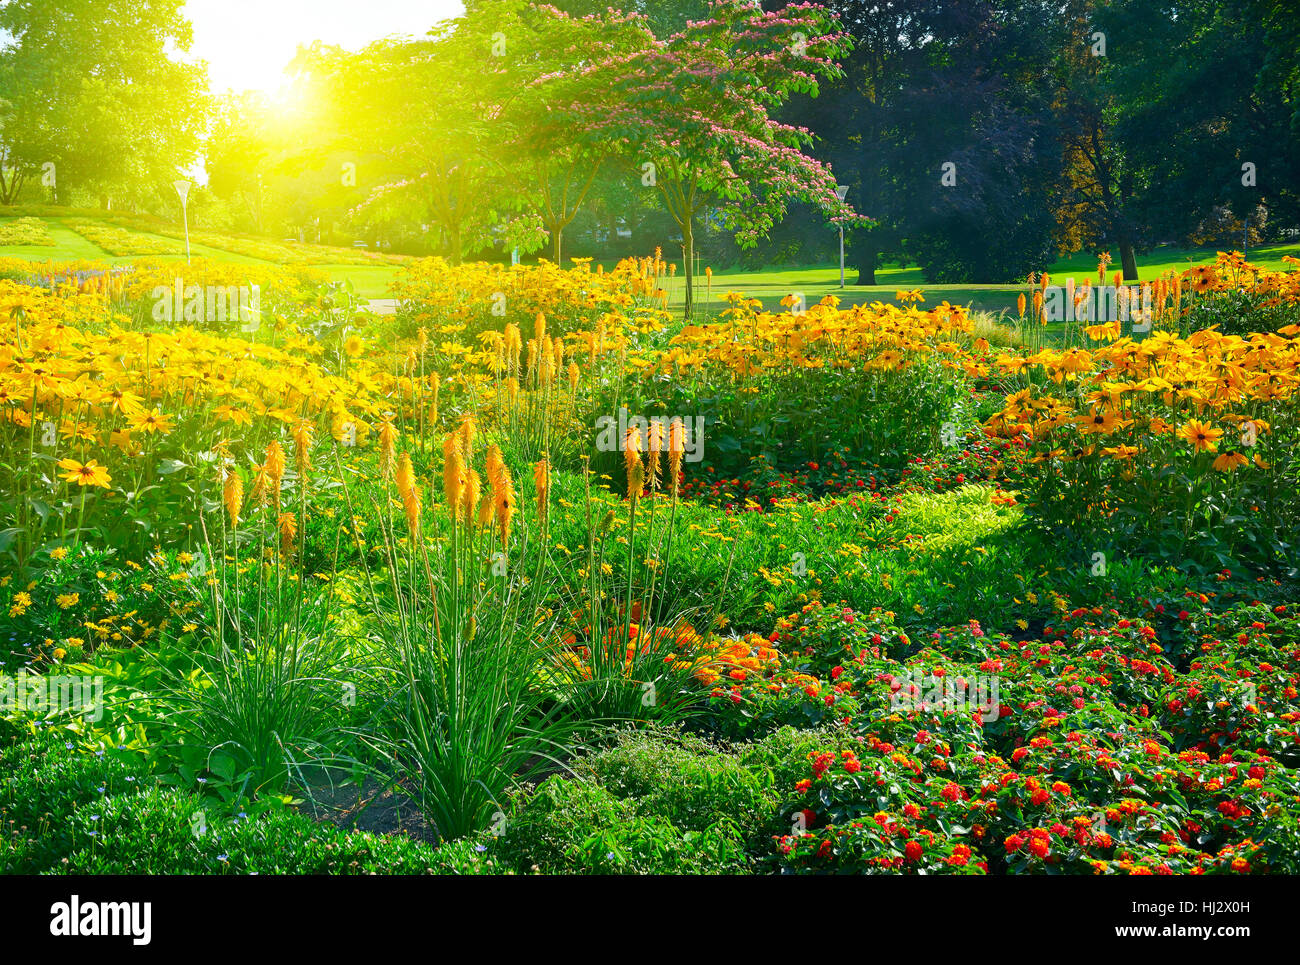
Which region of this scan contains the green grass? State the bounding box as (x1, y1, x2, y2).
(0, 219, 109, 262)
(1, 217, 279, 268)
(538, 470, 1031, 634)
(658, 241, 1300, 316)
(0, 216, 397, 290)
(3, 213, 1297, 310)
(325, 264, 404, 298)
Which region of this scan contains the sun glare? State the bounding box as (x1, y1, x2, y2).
(184, 0, 464, 95)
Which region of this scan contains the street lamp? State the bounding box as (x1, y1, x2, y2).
(835, 184, 849, 289)
(172, 179, 192, 264)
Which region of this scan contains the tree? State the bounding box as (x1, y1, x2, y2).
(476, 1, 650, 264)
(0, 92, 35, 204)
(0, 0, 209, 208)
(204, 93, 280, 234)
(1045, 0, 1157, 280)
(773, 1, 935, 284)
(884, 1, 1062, 283)
(541, 0, 860, 316)
(294, 29, 527, 263)
(540, 0, 713, 38)
(781, 1, 1063, 285)
(1098, 0, 1300, 256)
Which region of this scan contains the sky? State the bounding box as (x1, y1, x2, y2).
(183, 0, 465, 95)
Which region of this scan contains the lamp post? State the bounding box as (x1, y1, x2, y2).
(172, 179, 192, 264)
(835, 184, 849, 289)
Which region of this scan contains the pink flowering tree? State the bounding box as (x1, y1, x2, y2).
(482, 1, 652, 264)
(537, 0, 865, 316)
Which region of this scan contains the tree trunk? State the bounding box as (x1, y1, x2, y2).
(1119, 239, 1138, 281)
(681, 214, 694, 320)
(550, 221, 563, 264)
(855, 242, 878, 286)
(448, 221, 462, 265)
(0, 162, 22, 205)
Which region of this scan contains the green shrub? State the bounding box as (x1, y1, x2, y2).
(0, 217, 55, 246)
(497, 775, 749, 874)
(0, 728, 504, 874)
(1180, 286, 1300, 336)
(577, 727, 777, 837)
(737, 725, 843, 791)
(0, 729, 149, 871)
(57, 789, 504, 875)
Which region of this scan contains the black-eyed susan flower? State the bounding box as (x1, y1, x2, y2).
(1212, 450, 1249, 473)
(57, 458, 111, 488)
(1177, 418, 1223, 452)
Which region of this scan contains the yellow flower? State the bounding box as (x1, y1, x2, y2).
(1077, 408, 1120, 436)
(377, 419, 398, 478)
(56, 592, 79, 609)
(533, 456, 551, 521)
(395, 452, 420, 537)
(264, 440, 287, 488)
(292, 420, 314, 476)
(132, 409, 174, 435)
(492, 463, 516, 549)
(214, 404, 252, 426)
(1083, 321, 1120, 342)
(223, 468, 243, 528)
(1211, 451, 1249, 473)
(442, 432, 465, 515)
(106, 387, 144, 416)
(1177, 419, 1223, 453)
(278, 512, 298, 553)
(57, 458, 112, 488)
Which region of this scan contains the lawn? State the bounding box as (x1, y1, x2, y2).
(7, 214, 1298, 309)
(0, 216, 404, 294)
(659, 241, 1300, 315)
